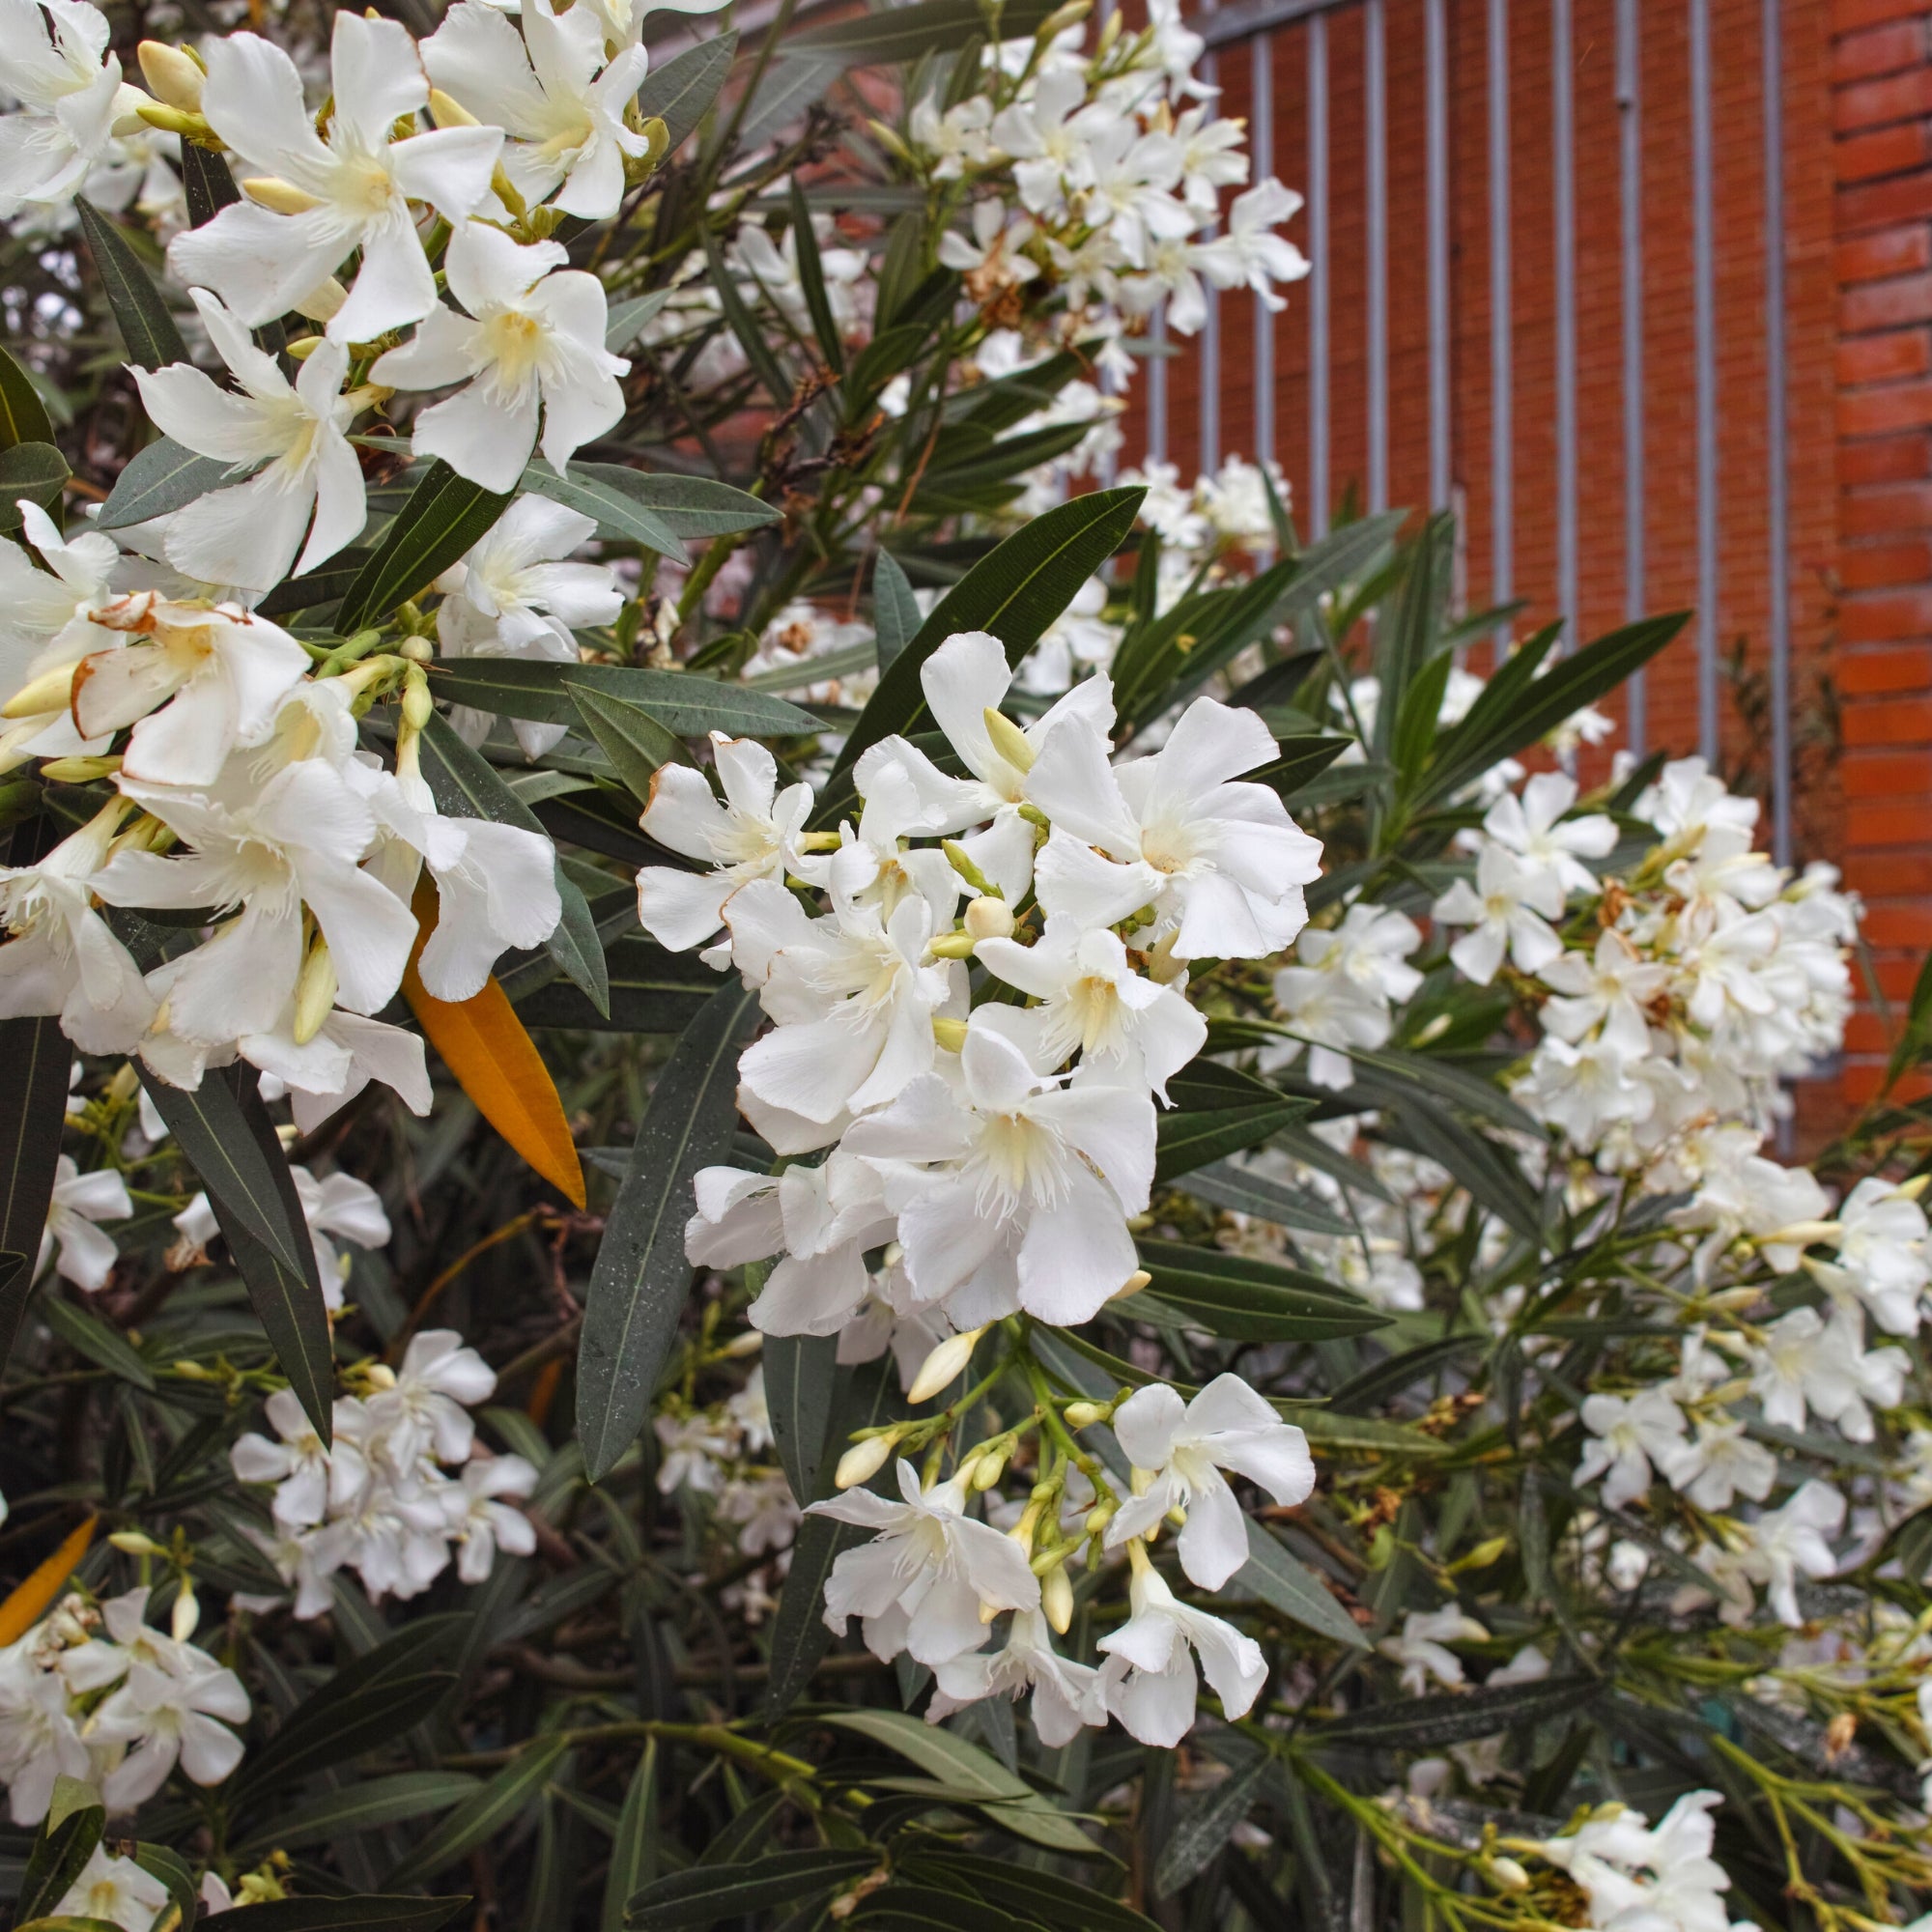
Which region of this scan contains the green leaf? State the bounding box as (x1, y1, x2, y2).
(841, 324, 929, 420)
(1376, 1105, 1543, 1241)
(764, 1354, 904, 1718)
(0, 341, 55, 449)
(1234, 1521, 1370, 1650)
(1179, 1159, 1350, 1236)
(1154, 1099, 1311, 1183)
(430, 660, 816, 738)
(231, 1616, 467, 1807)
(129, 1845, 194, 1931)
(781, 0, 1058, 63)
(701, 226, 791, 407)
(899, 1856, 1157, 1932)
(1249, 734, 1354, 803)
(577, 981, 760, 1481)
(1329, 1334, 1482, 1412)
(591, 470, 779, 541)
(335, 461, 512, 634)
(388, 1736, 568, 1884)
(74, 200, 187, 370)
(18, 1782, 104, 1925)
(416, 710, 610, 1019)
(828, 486, 1144, 789)
(136, 1065, 334, 1438)
(0, 443, 70, 529)
(516, 934, 713, 1034)
(0, 1015, 71, 1374)
(1314, 1674, 1600, 1749)
(765, 1330, 838, 1505)
(628, 1852, 879, 1930)
(1154, 1752, 1269, 1898)
(238, 1772, 482, 1855)
(872, 552, 921, 670)
(604, 289, 672, 353)
(1135, 1239, 1390, 1343)
(97, 436, 230, 529)
(39, 1295, 154, 1390)
(566, 681, 687, 803)
(789, 176, 845, 372)
(194, 1899, 469, 1932)
(917, 418, 1092, 498)
(635, 31, 737, 152)
(602, 1743, 659, 1932)
(521, 459, 686, 561)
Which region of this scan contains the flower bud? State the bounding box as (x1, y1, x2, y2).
(1145, 931, 1186, 984)
(37, 754, 121, 782)
(1041, 1561, 1073, 1633)
(134, 99, 211, 139)
(293, 277, 346, 325)
(721, 1329, 763, 1357)
(292, 936, 337, 1046)
(402, 672, 435, 732)
(242, 176, 325, 215)
(981, 706, 1036, 775)
(1083, 1499, 1116, 1538)
(171, 1583, 200, 1642)
(1900, 1173, 1930, 1201)
(426, 87, 479, 128)
(1490, 1859, 1529, 1893)
(138, 41, 204, 111)
(1064, 1400, 1108, 1429)
(397, 633, 435, 664)
(931, 1016, 968, 1053)
(1037, 0, 1092, 40)
(3, 662, 78, 719)
(906, 1325, 985, 1405)
(1452, 1535, 1510, 1574)
(971, 1446, 1008, 1491)
(835, 1433, 895, 1491)
(109, 1530, 166, 1556)
(1109, 1268, 1152, 1303)
(929, 930, 977, 959)
(964, 896, 1013, 942)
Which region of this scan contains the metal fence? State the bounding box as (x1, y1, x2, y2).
(1152, 0, 1800, 864)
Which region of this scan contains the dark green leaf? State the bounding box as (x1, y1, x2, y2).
(0, 443, 70, 528)
(789, 176, 844, 372)
(1154, 1100, 1311, 1183)
(74, 200, 187, 369)
(1135, 1239, 1389, 1343)
(1329, 1334, 1482, 1412)
(387, 1737, 568, 1884)
(431, 660, 816, 738)
(628, 1852, 878, 1929)
(0, 1015, 69, 1373)
(766, 1330, 838, 1505)
(603, 1743, 659, 1932)
(416, 711, 610, 1018)
(40, 1295, 155, 1390)
(556, 466, 778, 541)
(1236, 1521, 1372, 1649)
(136, 1065, 333, 1437)
(872, 552, 921, 670)
(200, 1898, 468, 1932)
(566, 681, 687, 803)
(0, 341, 55, 448)
(129, 1845, 194, 1931)
(781, 0, 1057, 63)
(636, 33, 737, 152)
(918, 418, 1092, 497)
(1180, 1159, 1350, 1236)
(701, 227, 791, 407)
(900, 1857, 1156, 1932)
(521, 459, 685, 560)
(1315, 1675, 1599, 1749)
(97, 436, 230, 529)
(827, 487, 1144, 789)
(1154, 1753, 1268, 1898)
(1248, 733, 1353, 801)
(241, 1772, 482, 1854)
(18, 1782, 104, 1925)
(516, 933, 712, 1034)
(335, 461, 512, 634)
(604, 290, 671, 353)
(577, 981, 760, 1480)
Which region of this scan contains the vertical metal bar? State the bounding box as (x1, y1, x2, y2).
(1489, 0, 1512, 627)
(1308, 12, 1330, 539)
(1149, 307, 1169, 465)
(1691, 0, 1719, 762)
(1618, 0, 1645, 753)
(1201, 45, 1221, 475)
(1553, 0, 1577, 646)
(1426, 0, 1451, 510)
(1365, 0, 1388, 513)
(1764, 0, 1792, 867)
(1253, 30, 1276, 471)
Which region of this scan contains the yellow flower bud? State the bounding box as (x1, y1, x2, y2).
(292, 937, 337, 1046)
(138, 41, 205, 111)
(1064, 1400, 1108, 1429)
(931, 1016, 969, 1053)
(906, 1325, 986, 1405)
(971, 1446, 1008, 1491)
(242, 176, 325, 215)
(1109, 1268, 1152, 1303)
(1490, 1859, 1530, 1892)
(1041, 1562, 1073, 1634)
(834, 1433, 895, 1491)
(3, 663, 78, 719)
(426, 87, 479, 128)
(981, 706, 1036, 775)
(963, 896, 1013, 942)
(929, 930, 977, 959)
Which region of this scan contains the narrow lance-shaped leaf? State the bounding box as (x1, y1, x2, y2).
(17, 1778, 103, 1927)
(627, 1853, 880, 1931)
(0, 445, 70, 531)
(429, 660, 815, 739)
(386, 1736, 568, 1885)
(872, 551, 921, 669)
(565, 681, 687, 803)
(634, 31, 737, 153)
(334, 461, 512, 635)
(0, 1010, 72, 1374)
(576, 980, 760, 1482)
(74, 200, 188, 370)
(98, 436, 230, 530)
(0, 341, 55, 449)
(764, 1329, 837, 1505)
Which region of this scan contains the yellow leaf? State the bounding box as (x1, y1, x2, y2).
(0, 1516, 97, 1645)
(404, 881, 586, 1209)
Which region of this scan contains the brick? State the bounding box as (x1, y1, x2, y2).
(1837, 65, 1932, 128)
(1841, 534, 1932, 582)
(1842, 586, 1932, 638)
(1842, 270, 1932, 329)
(1863, 904, 1932, 946)
(1842, 743, 1932, 789)
(1837, 172, 1932, 233)
(1840, 643, 1932, 690)
(1845, 852, 1932, 893)
(1838, 0, 1932, 31)
(1835, 17, 1927, 81)
(1838, 379, 1932, 435)
(1838, 122, 1932, 180)
(1846, 1010, 1892, 1053)
(1840, 330, 1932, 383)
(1841, 431, 1932, 484)
(1838, 228, 1932, 283)
(1843, 691, 1932, 734)
(1847, 801, 1932, 844)
(1843, 481, 1932, 533)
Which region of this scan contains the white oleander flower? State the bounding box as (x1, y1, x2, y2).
(1096, 1553, 1267, 1747)
(37, 1153, 131, 1292)
(447, 1453, 538, 1582)
(55, 1849, 169, 1932)
(0, 0, 144, 219)
(1575, 1385, 1689, 1511)
(1431, 843, 1565, 986)
(1378, 1605, 1490, 1695)
(926, 1605, 1107, 1747)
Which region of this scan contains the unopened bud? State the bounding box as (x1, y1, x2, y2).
(1453, 1535, 1510, 1573)
(929, 930, 977, 959)
(835, 1433, 895, 1491)
(1109, 1268, 1152, 1303)
(1041, 1562, 1073, 1634)
(981, 706, 1036, 776)
(426, 87, 478, 128)
(1145, 931, 1186, 985)
(1490, 1859, 1529, 1893)
(283, 334, 326, 361)
(170, 1584, 200, 1642)
(37, 753, 121, 781)
(293, 278, 346, 325)
(401, 673, 435, 731)
(1037, 0, 1092, 39)
(397, 633, 434, 664)
(907, 1325, 985, 1405)
(1008, 1499, 1042, 1557)
(292, 937, 337, 1045)
(639, 115, 669, 168)
(109, 1530, 166, 1556)
(867, 118, 915, 166)
(1064, 1401, 1107, 1429)
(138, 41, 205, 111)
(721, 1329, 763, 1357)
(931, 1016, 968, 1053)
(3, 662, 78, 719)
(971, 1446, 1007, 1492)
(964, 896, 1013, 942)
(134, 99, 210, 138)
(242, 176, 324, 215)
(1083, 1499, 1116, 1538)
(941, 839, 994, 894)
